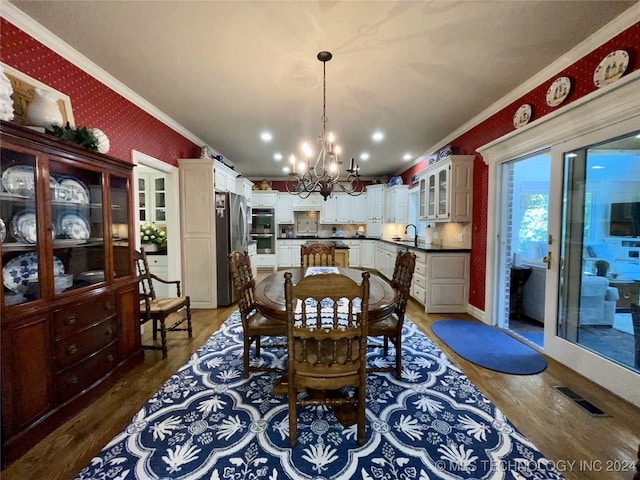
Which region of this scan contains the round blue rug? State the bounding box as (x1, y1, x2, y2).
(431, 319, 547, 374)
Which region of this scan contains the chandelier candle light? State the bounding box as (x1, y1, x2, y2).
(286, 51, 363, 201)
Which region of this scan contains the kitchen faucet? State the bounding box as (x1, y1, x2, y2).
(405, 224, 418, 246)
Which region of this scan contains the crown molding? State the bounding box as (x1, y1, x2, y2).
(0, 1, 207, 150)
(403, 2, 640, 172)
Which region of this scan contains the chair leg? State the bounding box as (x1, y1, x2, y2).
(159, 315, 168, 359)
(186, 298, 192, 337)
(383, 336, 389, 356)
(255, 336, 261, 357)
(288, 385, 297, 448)
(152, 318, 158, 339)
(395, 336, 402, 380)
(243, 335, 251, 379)
(357, 384, 366, 446)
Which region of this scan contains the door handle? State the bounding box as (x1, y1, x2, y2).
(543, 251, 552, 270)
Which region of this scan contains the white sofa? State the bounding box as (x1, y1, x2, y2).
(520, 258, 618, 326)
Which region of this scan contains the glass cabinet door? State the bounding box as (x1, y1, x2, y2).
(427, 173, 436, 218)
(50, 157, 105, 293)
(154, 176, 166, 223)
(437, 166, 449, 218)
(1, 148, 41, 305)
(111, 175, 131, 279)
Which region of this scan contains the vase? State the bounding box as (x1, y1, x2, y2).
(142, 243, 159, 253)
(27, 87, 63, 128)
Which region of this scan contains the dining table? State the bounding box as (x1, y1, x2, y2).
(253, 266, 398, 324)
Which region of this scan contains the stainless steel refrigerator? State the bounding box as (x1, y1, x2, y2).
(216, 192, 249, 306)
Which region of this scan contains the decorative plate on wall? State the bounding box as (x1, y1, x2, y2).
(546, 76, 572, 107)
(513, 104, 532, 129)
(593, 50, 629, 88)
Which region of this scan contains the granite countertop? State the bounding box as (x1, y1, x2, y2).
(275, 236, 470, 253)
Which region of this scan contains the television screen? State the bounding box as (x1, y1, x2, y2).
(609, 202, 640, 237)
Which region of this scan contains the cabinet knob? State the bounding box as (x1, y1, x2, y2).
(105, 327, 114, 337)
(104, 301, 113, 311)
(64, 315, 77, 326)
(107, 354, 114, 363)
(66, 344, 78, 356)
(68, 375, 79, 385)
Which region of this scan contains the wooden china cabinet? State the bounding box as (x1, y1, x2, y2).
(0, 121, 143, 466)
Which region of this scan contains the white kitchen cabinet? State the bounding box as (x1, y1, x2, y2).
(367, 219, 383, 238)
(385, 184, 409, 223)
(277, 193, 295, 224)
(236, 177, 254, 204)
(421, 155, 474, 222)
(362, 240, 376, 269)
(343, 240, 361, 267)
(248, 242, 258, 279)
(146, 254, 169, 298)
(350, 192, 367, 223)
(410, 250, 426, 305)
(366, 184, 386, 220)
(425, 252, 469, 312)
(214, 161, 238, 193)
(138, 171, 167, 226)
(252, 191, 278, 207)
(375, 242, 398, 280)
(277, 239, 305, 268)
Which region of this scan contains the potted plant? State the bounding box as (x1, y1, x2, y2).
(140, 221, 167, 253)
(594, 259, 609, 277)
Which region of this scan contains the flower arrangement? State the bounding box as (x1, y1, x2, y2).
(140, 221, 167, 247)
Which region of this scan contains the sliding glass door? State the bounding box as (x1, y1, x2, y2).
(556, 129, 640, 373)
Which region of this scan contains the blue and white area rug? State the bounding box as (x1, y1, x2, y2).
(75, 312, 562, 479)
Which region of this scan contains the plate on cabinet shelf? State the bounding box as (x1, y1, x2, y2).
(2, 252, 64, 293)
(2, 165, 35, 196)
(11, 210, 38, 243)
(0, 218, 5, 242)
(593, 50, 628, 88)
(57, 212, 90, 240)
(57, 176, 90, 204)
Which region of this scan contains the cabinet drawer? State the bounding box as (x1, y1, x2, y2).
(54, 317, 118, 371)
(53, 293, 116, 336)
(413, 273, 426, 289)
(55, 342, 118, 403)
(411, 284, 426, 304)
(414, 261, 426, 278)
(146, 255, 168, 267)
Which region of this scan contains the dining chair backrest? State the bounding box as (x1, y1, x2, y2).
(284, 270, 370, 446)
(300, 243, 336, 267)
(229, 250, 256, 316)
(391, 250, 416, 318)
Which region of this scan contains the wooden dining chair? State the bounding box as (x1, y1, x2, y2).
(284, 270, 370, 447)
(229, 250, 286, 378)
(368, 249, 416, 379)
(135, 247, 192, 359)
(300, 243, 336, 267)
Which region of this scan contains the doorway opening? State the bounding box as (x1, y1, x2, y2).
(497, 151, 550, 348)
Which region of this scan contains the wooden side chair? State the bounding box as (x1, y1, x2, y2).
(229, 250, 286, 378)
(368, 249, 416, 379)
(300, 242, 336, 267)
(284, 270, 370, 447)
(631, 303, 640, 369)
(135, 247, 192, 359)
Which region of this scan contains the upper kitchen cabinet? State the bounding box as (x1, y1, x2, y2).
(252, 190, 277, 208)
(138, 170, 166, 226)
(320, 193, 366, 224)
(213, 161, 238, 194)
(277, 192, 294, 224)
(236, 177, 253, 204)
(420, 155, 474, 222)
(366, 184, 386, 221)
(385, 184, 409, 224)
(0, 121, 141, 465)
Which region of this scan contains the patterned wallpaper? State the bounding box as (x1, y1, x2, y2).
(402, 21, 639, 310)
(0, 18, 201, 166)
(1, 16, 638, 311)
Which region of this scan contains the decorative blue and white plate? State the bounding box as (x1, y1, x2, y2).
(2, 165, 35, 196)
(11, 210, 37, 243)
(2, 252, 64, 293)
(58, 176, 90, 204)
(57, 212, 90, 240)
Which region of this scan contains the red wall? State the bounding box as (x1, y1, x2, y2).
(0, 19, 201, 165)
(2, 16, 638, 311)
(402, 22, 639, 310)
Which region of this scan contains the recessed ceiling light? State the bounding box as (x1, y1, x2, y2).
(274, 153, 283, 161)
(360, 152, 370, 161)
(260, 131, 272, 142)
(403, 153, 412, 161)
(372, 130, 384, 142)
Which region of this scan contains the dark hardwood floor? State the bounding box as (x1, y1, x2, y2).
(3, 271, 639, 480)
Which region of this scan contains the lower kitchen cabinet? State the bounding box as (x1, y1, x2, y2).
(425, 253, 470, 313)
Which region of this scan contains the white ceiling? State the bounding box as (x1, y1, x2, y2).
(7, 0, 637, 180)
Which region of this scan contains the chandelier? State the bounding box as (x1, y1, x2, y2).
(286, 51, 363, 201)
